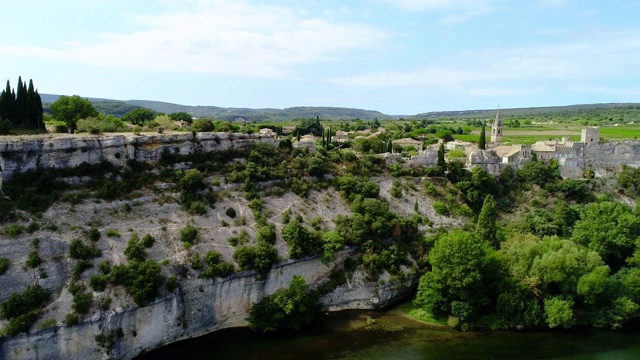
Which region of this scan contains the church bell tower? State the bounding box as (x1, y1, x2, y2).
(491, 110, 503, 145)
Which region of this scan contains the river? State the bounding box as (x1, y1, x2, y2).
(135, 304, 640, 360)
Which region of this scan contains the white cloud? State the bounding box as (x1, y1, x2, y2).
(376, 0, 490, 11)
(328, 28, 640, 98)
(437, 6, 495, 25)
(375, 0, 497, 25)
(0, 1, 387, 78)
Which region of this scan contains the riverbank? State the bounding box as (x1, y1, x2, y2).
(135, 303, 640, 360)
(396, 301, 447, 326)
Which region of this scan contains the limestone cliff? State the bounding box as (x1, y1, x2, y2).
(0, 133, 277, 182)
(0, 252, 415, 360)
(0, 134, 451, 360)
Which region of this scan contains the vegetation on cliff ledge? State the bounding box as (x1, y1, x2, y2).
(0, 128, 638, 340)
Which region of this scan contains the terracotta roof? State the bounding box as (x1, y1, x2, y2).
(494, 145, 520, 158)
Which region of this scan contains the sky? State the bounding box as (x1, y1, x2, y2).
(2, 0, 640, 115)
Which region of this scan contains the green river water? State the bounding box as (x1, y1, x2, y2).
(136, 305, 640, 360)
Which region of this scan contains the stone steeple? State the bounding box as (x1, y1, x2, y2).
(491, 109, 503, 145)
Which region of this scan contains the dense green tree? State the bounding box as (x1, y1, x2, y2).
(122, 108, 156, 126)
(476, 195, 498, 248)
(294, 117, 323, 136)
(192, 118, 214, 132)
(478, 124, 486, 149)
(169, 111, 193, 124)
(306, 155, 327, 177)
(552, 200, 579, 237)
(335, 173, 379, 202)
(618, 165, 640, 197)
(544, 296, 575, 329)
(247, 276, 318, 332)
(516, 159, 561, 187)
(415, 231, 491, 320)
(282, 218, 321, 258)
(50, 95, 98, 133)
(571, 202, 640, 269)
(233, 240, 279, 278)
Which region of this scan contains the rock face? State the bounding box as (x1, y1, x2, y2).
(0, 133, 278, 182)
(582, 141, 640, 177)
(0, 250, 415, 360)
(467, 149, 506, 176)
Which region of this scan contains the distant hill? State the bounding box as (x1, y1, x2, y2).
(409, 103, 640, 121)
(42, 94, 393, 121)
(41, 94, 640, 122)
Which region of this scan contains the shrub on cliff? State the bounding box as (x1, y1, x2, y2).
(0, 285, 51, 335)
(180, 224, 198, 247)
(233, 240, 278, 279)
(110, 259, 164, 306)
(201, 250, 235, 279)
(0, 257, 9, 275)
(69, 239, 102, 260)
(247, 275, 319, 332)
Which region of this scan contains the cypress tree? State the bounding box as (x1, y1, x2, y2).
(27, 79, 36, 127)
(437, 143, 446, 168)
(479, 123, 486, 150)
(15, 76, 26, 126)
(476, 195, 498, 248)
(0, 82, 8, 121)
(32, 84, 44, 130)
(0, 80, 14, 121)
(10, 89, 16, 122)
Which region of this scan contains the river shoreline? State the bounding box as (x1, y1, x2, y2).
(135, 302, 640, 360)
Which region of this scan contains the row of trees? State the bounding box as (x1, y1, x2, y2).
(0, 77, 44, 132)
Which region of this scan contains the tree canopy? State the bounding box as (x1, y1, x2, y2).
(50, 95, 98, 133)
(122, 108, 156, 126)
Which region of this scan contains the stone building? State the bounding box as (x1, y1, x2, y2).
(392, 138, 424, 153)
(331, 130, 351, 143)
(581, 127, 600, 144)
(258, 128, 277, 137)
(490, 109, 503, 146)
(468, 111, 600, 176)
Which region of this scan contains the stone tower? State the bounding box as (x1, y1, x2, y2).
(581, 126, 599, 145)
(491, 110, 503, 145)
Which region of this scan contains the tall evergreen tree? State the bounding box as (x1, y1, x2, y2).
(479, 123, 486, 150)
(15, 76, 27, 126)
(0, 82, 8, 121)
(27, 80, 44, 130)
(437, 143, 446, 168)
(27, 79, 36, 126)
(476, 195, 498, 248)
(0, 80, 14, 121)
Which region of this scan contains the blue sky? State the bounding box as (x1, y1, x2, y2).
(2, 0, 640, 114)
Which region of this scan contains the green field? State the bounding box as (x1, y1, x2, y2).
(459, 123, 640, 145)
